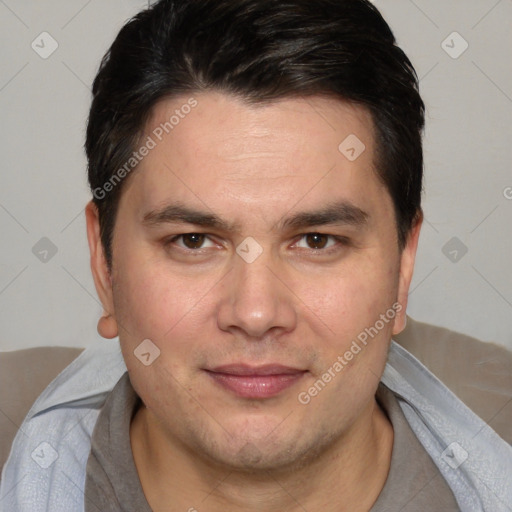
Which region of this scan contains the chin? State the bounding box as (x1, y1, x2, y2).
(194, 423, 338, 474)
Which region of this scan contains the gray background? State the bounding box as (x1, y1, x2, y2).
(0, 0, 511, 351)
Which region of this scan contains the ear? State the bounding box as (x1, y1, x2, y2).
(392, 211, 423, 336)
(85, 201, 118, 339)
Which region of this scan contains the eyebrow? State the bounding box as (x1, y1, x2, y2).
(141, 200, 369, 232)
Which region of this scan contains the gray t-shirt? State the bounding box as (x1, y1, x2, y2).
(85, 373, 460, 511)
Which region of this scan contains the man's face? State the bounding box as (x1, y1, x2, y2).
(89, 92, 419, 471)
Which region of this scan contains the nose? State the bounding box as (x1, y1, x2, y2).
(216, 251, 297, 340)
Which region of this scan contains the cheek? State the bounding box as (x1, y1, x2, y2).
(113, 260, 208, 402)
(112, 253, 211, 345)
(303, 255, 399, 340)
(298, 263, 398, 413)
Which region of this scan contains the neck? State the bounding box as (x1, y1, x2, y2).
(130, 398, 393, 512)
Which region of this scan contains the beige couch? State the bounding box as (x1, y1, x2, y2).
(1, 316, 511, 474)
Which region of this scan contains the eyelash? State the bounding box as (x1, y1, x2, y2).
(164, 233, 351, 255)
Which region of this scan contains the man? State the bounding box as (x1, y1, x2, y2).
(1, 0, 511, 511)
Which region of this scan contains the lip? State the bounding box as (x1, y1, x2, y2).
(205, 364, 307, 399)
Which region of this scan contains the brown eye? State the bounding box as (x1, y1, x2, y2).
(305, 233, 329, 249)
(181, 234, 206, 249)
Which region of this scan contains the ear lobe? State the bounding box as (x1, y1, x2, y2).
(392, 212, 423, 336)
(97, 312, 119, 339)
(85, 201, 118, 339)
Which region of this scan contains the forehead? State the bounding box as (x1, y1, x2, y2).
(146, 92, 375, 165)
(119, 92, 390, 227)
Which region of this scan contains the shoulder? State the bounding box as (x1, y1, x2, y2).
(395, 316, 512, 444)
(0, 346, 84, 473)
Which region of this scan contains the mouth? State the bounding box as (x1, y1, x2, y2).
(204, 364, 308, 399)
